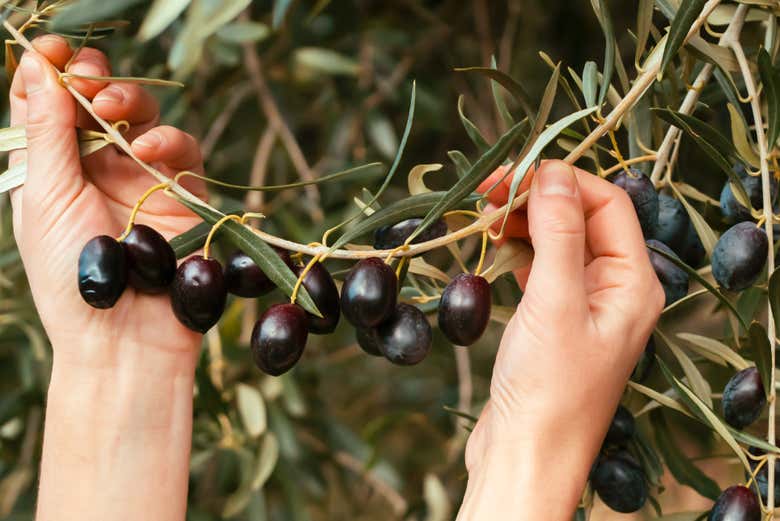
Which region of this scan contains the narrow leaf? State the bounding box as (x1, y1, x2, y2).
(758, 49, 780, 148)
(769, 266, 780, 333)
(657, 329, 712, 408)
(457, 96, 490, 152)
(748, 321, 773, 399)
(454, 66, 535, 120)
(595, 0, 615, 105)
(137, 0, 191, 42)
(676, 333, 749, 370)
(668, 182, 717, 257)
(660, 0, 707, 79)
(447, 150, 472, 180)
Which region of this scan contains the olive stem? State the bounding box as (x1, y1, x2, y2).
(290, 254, 320, 305)
(116, 182, 170, 242)
(475, 231, 488, 276)
(723, 4, 776, 514)
(600, 154, 657, 178)
(203, 215, 242, 260)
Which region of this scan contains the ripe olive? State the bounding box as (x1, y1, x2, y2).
(438, 273, 491, 346)
(373, 218, 448, 250)
(355, 328, 383, 357)
(720, 165, 778, 224)
(653, 194, 689, 255)
(376, 303, 432, 366)
(251, 303, 308, 376)
(170, 256, 227, 333)
(78, 235, 128, 309)
(646, 239, 689, 306)
(122, 224, 176, 293)
(631, 336, 655, 383)
(609, 168, 659, 237)
(712, 222, 768, 292)
(224, 248, 292, 298)
(708, 485, 760, 521)
(722, 367, 766, 430)
(604, 405, 635, 446)
(680, 223, 706, 269)
(341, 257, 398, 328)
(293, 262, 340, 334)
(591, 451, 648, 513)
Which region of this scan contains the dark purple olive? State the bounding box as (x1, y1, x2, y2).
(712, 222, 768, 292)
(647, 239, 689, 306)
(251, 303, 308, 376)
(591, 451, 647, 514)
(708, 486, 760, 521)
(122, 224, 176, 293)
(373, 218, 448, 250)
(78, 235, 128, 309)
(376, 304, 432, 366)
(745, 447, 780, 504)
(722, 367, 766, 430)
(341, 257, 398, 328)
(604, 405, 635, 446)
(294, 262, 340, 334)
(609, 168, 659, 237)
(438, 273, 491, 346)
(170, 256, 227, 333)
(356, 328, 383, 357)
(224, 248, 292, 298)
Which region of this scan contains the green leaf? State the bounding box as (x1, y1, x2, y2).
(489, 56, 515, 129)
(174, 198, 321, 317)
(582, 61, 598, 108)
(758, 49, 780, 149)
(676, 333, 749, 370)
(405, 119, 528, 244)
(457, 96, 490, 153)
(326, 191, 479, 253)
(447, 150, 472, 179)
(647, 243, 748, 332)
(453, 66, 535, 120)
(659, 0, 707, 79)
(497, 106, 598, 235)
(236, 383, 267, 438)
(50, 0, 145, 30)
(656, 329, 712, 408)
(727, 103, 760, 168)
(216, 21, 271, 44)
(294, 47, 360, 77)
(652, 409, 721, 500)
(137, 0, 191, 42)
(668, 182, 717, 258)
(635, 0, 654, 67)
(595, 0, 615, 105)
(748, 321, 773, 399)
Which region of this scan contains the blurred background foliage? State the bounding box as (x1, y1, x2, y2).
(0, 0, 769, 520)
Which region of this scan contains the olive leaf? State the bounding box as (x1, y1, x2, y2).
(594, 0, 615, 105)
(748, 321, 773, 400)
(0, 125, 25, 152)
(175, 197, 321, 318)
(49, 0, 144, 29)
(676, 333, 749, 370)
(481, 238, 533, 283)
(727, 104, 760, 168)
(668, 182, 717, 257)
(635, 0, 654, 67)
(408, 257, 450, 284)
(447, 150, 472, 180)
(758, 49, 780, 149)
(489, 56, 515, 129)
(251, 433, 279, 491)
(769, 266, 780, 334)
(236, 383, 267, 439)
(582, 61, 598, 108)
(647, 243, 749, 332)
(659, 0, 707, 79)
(651, 409, 721, 501)
(628, 381, 692, 418)
(453, 66, 535, 120)
(136, 0, 191, 42)
(457, 96, 490, 153)
(656, 329, 712, 408)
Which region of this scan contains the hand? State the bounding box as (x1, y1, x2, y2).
(457, 160, 664, 520)
(10, 36, 207, 363)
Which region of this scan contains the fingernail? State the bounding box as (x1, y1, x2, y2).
(94, 86, 125, 105)
(134, 132, 161, 149)
(537, 163, 576, 197)
(19, 55, 44, 95)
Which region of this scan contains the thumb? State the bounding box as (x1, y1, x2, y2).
(523, 160, 587, 311)
(18, 52, 82, 218)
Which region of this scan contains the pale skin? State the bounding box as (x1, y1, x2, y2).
(10, 37, 664, 521)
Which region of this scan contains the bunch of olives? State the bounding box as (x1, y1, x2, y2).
(78, 217, 492, 376)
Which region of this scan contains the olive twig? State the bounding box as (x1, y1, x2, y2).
(601, 154, 657, 178)
(116, 182, 169, 242)
(290, 254, 320, 305)
(606, 129, 631, 174)
(475, 231, 488, 276)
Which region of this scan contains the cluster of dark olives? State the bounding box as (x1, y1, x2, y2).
(78, 224, 177, 308)
(590, 405, 648, 513)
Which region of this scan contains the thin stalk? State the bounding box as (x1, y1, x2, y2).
(725, 5, 776, 515)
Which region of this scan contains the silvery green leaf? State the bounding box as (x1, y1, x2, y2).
(660, 0, 707, 79)
(137, 0, 191, 42)
(294, 47, 360, 77)
(272, 0, 293, 29)
(582, 61, 598, 108)
(676, 333, 749, 370)
(367, 113, 399, 160)
(236, 383, 266, 438)
(216, 21, 270, 44)
(748, 321, 773, 399)
(0, 126, 25, 152)
(457, 96, 489, 153)
(657, 329, 712, 408)
(668, 182, 717, 257)
(447, 150, 471, 180)
(251, 433, 279, 490)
